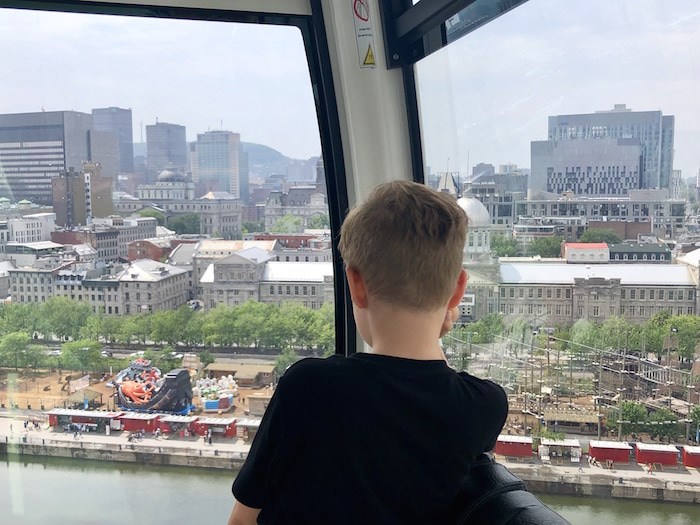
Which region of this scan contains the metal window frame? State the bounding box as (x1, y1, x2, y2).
(379, 0, 529, 69)
(0, 0, 355, 355)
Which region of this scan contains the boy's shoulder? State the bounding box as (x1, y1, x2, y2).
(282, 354, 350, 380)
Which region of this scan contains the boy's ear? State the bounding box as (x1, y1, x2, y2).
(345, 267, 369, 309)
(447, 269, 468, 309)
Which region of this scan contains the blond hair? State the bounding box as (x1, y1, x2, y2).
(339, 181, 467, 311)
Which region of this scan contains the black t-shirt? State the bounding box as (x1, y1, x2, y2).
(232, 353, 508, 524)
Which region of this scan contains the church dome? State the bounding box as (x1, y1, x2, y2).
(456, 197, 491, 228)
(157, 170, 186, 182)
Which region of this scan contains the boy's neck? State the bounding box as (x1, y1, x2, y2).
(362, 302, 446, 361)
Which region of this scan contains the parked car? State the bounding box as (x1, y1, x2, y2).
(101, 350, 113, 358)
(48, 350, 61, 357)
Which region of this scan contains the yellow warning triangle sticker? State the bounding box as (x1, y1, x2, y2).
(363, 44, 376, 66)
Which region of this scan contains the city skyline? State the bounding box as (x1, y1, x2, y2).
(1, 1, 699, 179)
(0, 8, 320, 161)
(417, 0, 700, 182)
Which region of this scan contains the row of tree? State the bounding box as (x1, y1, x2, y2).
(617, 401, 700, 443)
(491, 229, 623, 258)
(0, 298, 334, 350)
(454, 311, 700, 362)
(0, 332, 214, 376)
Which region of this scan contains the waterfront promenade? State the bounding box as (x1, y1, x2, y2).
(3, 409, 700, 503)
(501, 455, 700, 503)
(0, 410, 251, 470)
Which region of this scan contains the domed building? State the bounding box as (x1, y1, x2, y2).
(137, 170, 195, 201)
(156, 169, 188, 183)
(456, 196, 499, 322)
(457, 196, 492, 261)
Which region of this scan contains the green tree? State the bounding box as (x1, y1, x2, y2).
(569, 319, 599, 351)
(138, 209, 166, 226)
(270, 214, 303, 234)
(618, 401, 647, 437)
(315, 303, 335, 355)
(691, 405, 700, 442)
(0, 332, 36, 370)
(129, 314, 153, 345)
(578, 228, 621, 244)
(242, 220, 265, 233)
(199, 350, 215, 368)
(647, 407, 683, 443)
(0, 303, 41, 336)
(275, 347, 299, 375)
(599, 316, 634, 351)
(526, 236, 563, 258)
(151, 307, 195, 346)
(202, 305, 238, 346)
(182, 311, 205, 347)
(490, 233, 520, 257)
(233, 301, 270, 347)
(167, 213, 200, 234)
(643, 311, 672, 359)
(61, 339, 102, 374)
(40, 297, 92, 341)
(667, 315, 700, 361)
(307, 214, 330, 229)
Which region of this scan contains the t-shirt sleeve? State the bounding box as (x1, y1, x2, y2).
(480, 380, 509, 452)
(232, 381, 285, 509)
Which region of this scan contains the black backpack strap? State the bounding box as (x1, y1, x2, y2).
(453, 454, 571, 525)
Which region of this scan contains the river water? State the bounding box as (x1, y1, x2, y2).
(2, 457, 700, 524)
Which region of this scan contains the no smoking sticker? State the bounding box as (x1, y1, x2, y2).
(352, 0, 377, 69)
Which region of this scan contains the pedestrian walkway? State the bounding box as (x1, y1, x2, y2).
(0, 410, 251, 463)
(499, 454, 700, 499)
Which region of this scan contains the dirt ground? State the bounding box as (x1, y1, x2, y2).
(0, 368, 258, 416)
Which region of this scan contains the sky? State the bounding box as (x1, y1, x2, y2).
(417, 0, 700, 181)
(0, 8, 320, 160)
(0, 1, 699, 178)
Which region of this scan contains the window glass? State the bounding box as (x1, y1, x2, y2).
(418, 1, 700, 480)
(0, 6, 334, 520)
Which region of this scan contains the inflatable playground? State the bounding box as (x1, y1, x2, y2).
(193, 376, 238, 413)
(110, 358, 194, 414)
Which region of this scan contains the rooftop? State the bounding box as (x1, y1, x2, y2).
(565, 243, 608, 249)
(500, 262, 695, 286)
(262, 261, 333, 283)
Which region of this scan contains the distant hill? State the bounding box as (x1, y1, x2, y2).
(241, 142, 292, 179)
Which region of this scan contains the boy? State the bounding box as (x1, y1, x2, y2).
(228, 181, 508, 524)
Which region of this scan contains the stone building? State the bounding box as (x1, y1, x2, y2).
(498, 262, 697, 326)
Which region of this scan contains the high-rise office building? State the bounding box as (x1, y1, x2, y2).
(52, 163, 114, 227)
(92, 107, 134, 174)
(0, 110, 117, 205)
(146, 122, 187, 181)
(547, 104, 674, 190)
(192, 130, 240, 197)
(239, 150, 250, 203)
(531, 138, 642, 197)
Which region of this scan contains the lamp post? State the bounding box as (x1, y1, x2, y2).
(686, 385, 695, 443)
(617, 387, 626, 441)
(529, 330, 537, 397)
(667, 326, 678, 367)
